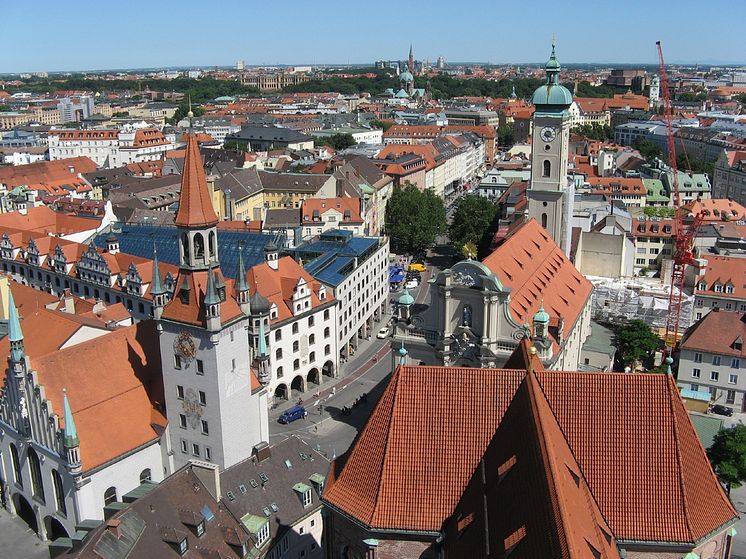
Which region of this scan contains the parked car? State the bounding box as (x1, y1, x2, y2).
(278, 405, 307, 424)
(405, 279, 419, 289)
(376, 326, 390, 339)
(710, 404, 734, 417)
(408, 262, 426, 273)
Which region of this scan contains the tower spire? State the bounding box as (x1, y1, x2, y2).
(63, 388, 79, 448)
(151, 242, 166, 297)
(174, 132, 219, 228)
(8, 290, 24, 362)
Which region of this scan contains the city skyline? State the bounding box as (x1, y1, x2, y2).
(4, 0, 745, 73)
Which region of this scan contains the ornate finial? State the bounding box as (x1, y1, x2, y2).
(551, 33, 556, 53)
(187, 94, 194, 120)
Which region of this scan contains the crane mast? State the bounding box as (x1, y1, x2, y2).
(657, 41, 702, 355)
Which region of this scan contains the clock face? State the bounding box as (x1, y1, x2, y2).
(540, 126, 557, 143)
(174, 331, 196, 363)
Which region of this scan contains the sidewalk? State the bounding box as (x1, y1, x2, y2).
(269, 316, 394, 420)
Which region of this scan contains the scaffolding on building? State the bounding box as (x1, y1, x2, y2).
(587, 275, 694, 335)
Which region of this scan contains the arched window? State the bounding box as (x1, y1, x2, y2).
(103, 486, 117, 506)
(194, 233, 205, 260)
(10, 444, 22, 488)
(542, 160, 551, 178)
(52, 469, 66, 515)
(542, 213, 548, 228)
(28, 448, 45, 503)
(139, 468, 152, 484)
(208, 231, 216, 258)
(181, 233, 189, 262)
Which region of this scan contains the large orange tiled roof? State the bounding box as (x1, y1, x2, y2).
(0, 205, 101, 236)
(538, 371, 736, 543)
(324, 364, 736, 544)
(483, 219, 592, 345)
(447, 370, 620, 558)
(680, 309, 746, 358)
(684, 198, 746, 222)
(301, 197, 362, 224)
(162, 269, 242, 327)
(32, 322, 166, 471)
(0, 157, 97, 190)
(173, 133, 219, 228)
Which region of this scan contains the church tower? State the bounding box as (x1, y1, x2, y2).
(527, 42, 573, 253)
(408, 44, 415, 76)
(157, 131, 269, 471)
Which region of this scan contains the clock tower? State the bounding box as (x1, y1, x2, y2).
(527, 42, 573, 253)
(156, 131, 269, 472)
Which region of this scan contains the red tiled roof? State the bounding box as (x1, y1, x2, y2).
(173, 133, 219, 228)
(162, 269, 242, 327)
(0, 156, 97, 188)
(325, 363, 737, 544)
(680, 309, 746, 357)
(694, 255, 746, 300)
(482, 219, 592, 346)
(587, 176, 646, 195)
(29, 321, 165, 471)
(684, 198, 746, 222)
(301, 197, 362, 224)
(0, 205, 101, 236)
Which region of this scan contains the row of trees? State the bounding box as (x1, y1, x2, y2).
(6, 76, 259, 103)
(384, 183, 446, 255)
(571, 123, 614, 141)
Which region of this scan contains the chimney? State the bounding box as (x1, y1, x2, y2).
(252, 441, 271, 463)
(106, 519, 122, 539)
(191, 461, 221, 501)
(62, 290, 75, 314)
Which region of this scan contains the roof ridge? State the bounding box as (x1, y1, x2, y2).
(665, 373, 695, 542)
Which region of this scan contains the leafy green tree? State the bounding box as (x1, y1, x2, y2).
(708, 424, 746, 495)
(315, 133, 356, 151)
(385, 183, 446, 254)
(571, 123, 614, 142)
(369, 119, 393, 132)
(168, 101, 205, 125)
(613, 319, 662, 369)
(0, 105, 11, 112)
(497, 124, 514, 147)
(632, 137, 663, 162)
(112, 111, 129, 118)
(223, 140, 249, 153)
(448, 196, 498, 256)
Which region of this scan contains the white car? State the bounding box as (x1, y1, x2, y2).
(376, 327, 390, 339)
(405, 280, 419, 289)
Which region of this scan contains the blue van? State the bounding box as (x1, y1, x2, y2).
(278, 405, 307, 424)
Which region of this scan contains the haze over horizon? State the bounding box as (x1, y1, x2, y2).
(4, 0, 745, 74)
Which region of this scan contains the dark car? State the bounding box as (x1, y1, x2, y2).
(711, 404, 734, 417)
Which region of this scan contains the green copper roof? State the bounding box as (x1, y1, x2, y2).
(204, 267, 220, 306)
(7, 290, 22, 343)
(235, 249, 249, 295)
(397, 289, 414, 306)
(293, 482, 312, 494)
(400, 65, 414, 82)
(241, 514, 268, 535)
(150, 246, 167, 296)
(532, 43, 572, 108)
(63, 388, 79, 448)
(534, 305, 550, 324)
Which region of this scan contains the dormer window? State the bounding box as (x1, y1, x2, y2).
(698, 282, 707, 291)
(726, 285, 735, 294)
(293, 482, 313, 508)
(714, 283, 723, 293)
(179, 538, 188, 555)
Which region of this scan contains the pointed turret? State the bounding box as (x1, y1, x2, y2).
(175, 133, 219, 229)
(255, 314, 270, 385)
(235, 247, 250, 315)
(8, 290, 24, 364)
(204, 266, 221, 332)
(63, 388, 82, 474)
(151, 244, 167, 320)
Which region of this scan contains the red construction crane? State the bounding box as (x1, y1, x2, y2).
(657, 41, 703, 354)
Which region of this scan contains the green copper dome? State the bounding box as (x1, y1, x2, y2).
(400, 65, 414, 82)
(533, 305, 550, 324)
(398, 289, 415, 306)
(531, 43, 572, 108)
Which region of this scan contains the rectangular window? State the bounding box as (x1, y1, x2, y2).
(711, 371, 720, 382)
(179, 414, 187, 429)
(694, 352, 702, 363)
(732, 358, 740, 369)
(196, 359, 204, 375)
(192, 443, 200, 457)
(729, 374, 738, 385)
(727, 390, 736, 404)
(691, 383, 699, 391)
(205, 447, 212, 461)
(303, 489, 312, 507)
(692, 368, 700, 379)
(713, 356, 722, 366)
(177, 385, 184, 399)
(180, 439, 188, 453)
(201, 420, 209, 435)
(174, 354, 182, 369)
(199, 390, 206, 405)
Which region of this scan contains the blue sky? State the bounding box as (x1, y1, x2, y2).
(4, 0, 744, 73)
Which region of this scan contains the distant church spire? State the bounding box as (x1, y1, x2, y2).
(8, 290, 24, 363)
(408, 44, 415, 76)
